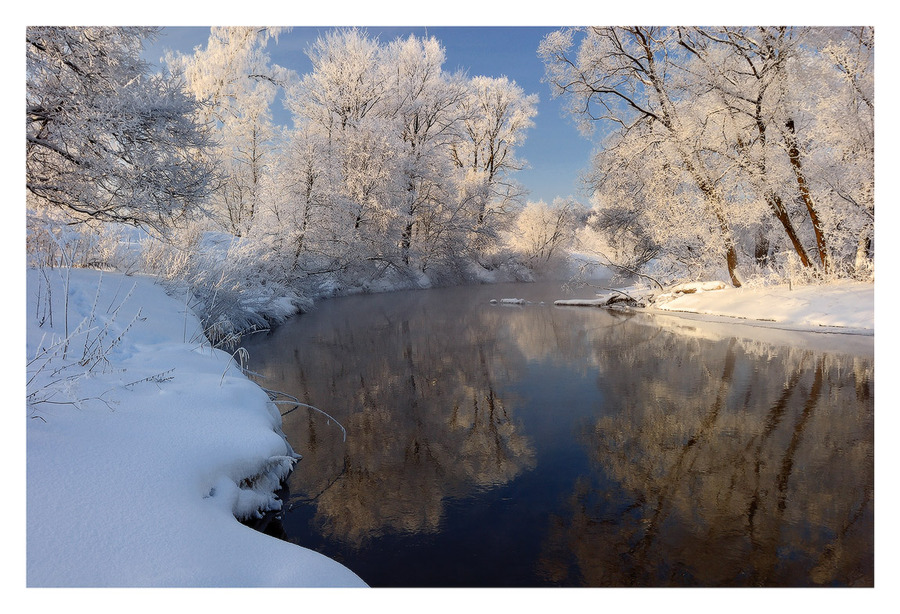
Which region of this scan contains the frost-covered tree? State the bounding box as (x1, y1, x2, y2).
(575, 190, 660, 280)
(674, 27, 816, 270)
(382, 35, 467, 268)
(276, 28, 541, 285)
(26, 26, 214, 230)
(451, 76, 538, 250)
(540, 27, 745, 286)
(289, 27, 386, 137)
(674, 26, 874, 278)
(169, 27, 291, 236)
(541, 26, 875, 284)
(285, 29, 397, 251)
(272, 125, 330, 270)
(507, 198, 579, 274)
(791, 27, 874, 276)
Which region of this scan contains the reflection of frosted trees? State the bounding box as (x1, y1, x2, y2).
(247, 294, 536, 547)
(244, 290, 873, 584)
(537, 331, 873, 587)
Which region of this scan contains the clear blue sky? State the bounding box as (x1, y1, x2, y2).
(142, 26, 597, 206)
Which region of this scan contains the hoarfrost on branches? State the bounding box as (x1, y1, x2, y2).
(540, 26, 875, 285)
(26, 27, 215, 231)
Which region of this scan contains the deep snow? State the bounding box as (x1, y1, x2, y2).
(25, 267, 366, 587)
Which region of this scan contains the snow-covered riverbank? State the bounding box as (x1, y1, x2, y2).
(652, 280, 874, 332)
(25, 267, 366, 587)
(557, 279, 874, 334)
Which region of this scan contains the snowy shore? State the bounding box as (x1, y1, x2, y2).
(556, 279, 874, 335)
(25, 267, 367, 587)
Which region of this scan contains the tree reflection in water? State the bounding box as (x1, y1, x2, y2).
(244, 287, 537, 548)
(240, 283, 873, 587)
(537, 320, 873, 587)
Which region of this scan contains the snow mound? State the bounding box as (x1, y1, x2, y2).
(653, 280, 728, 305)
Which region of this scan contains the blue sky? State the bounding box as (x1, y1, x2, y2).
(142, 26, 597, 206)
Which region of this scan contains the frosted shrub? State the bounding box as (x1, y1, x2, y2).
(140, 228, 308, 347)
(26, 209, 141, 272)
(780, 251, 822, 288)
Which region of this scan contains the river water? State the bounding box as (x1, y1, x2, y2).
(238, 281, 874, 587)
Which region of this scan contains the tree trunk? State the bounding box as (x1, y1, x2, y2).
(680, 153, 743, 287)
(855, 225, 873, 277)
(752, 109, 813, 268)
(401, 221, 413, 266)
(707, 193, 743, 288)
(768, 193, 812, 268)
(785, 119, 829, 271)
(754, 227, 770, 265)
(723, 233, 742, 288)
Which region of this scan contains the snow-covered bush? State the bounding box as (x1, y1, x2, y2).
(141, 228, 310, 347)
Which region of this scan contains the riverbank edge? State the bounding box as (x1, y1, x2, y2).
(554, 280, 874, 335)
(25, 267, 368, 587)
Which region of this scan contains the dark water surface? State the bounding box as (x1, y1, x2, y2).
(239, 281, 874, 587)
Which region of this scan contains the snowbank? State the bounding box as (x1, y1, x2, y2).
(652, 280, 874, 333)
(26, 267, 367, 587)
(555, 279, 873, 335)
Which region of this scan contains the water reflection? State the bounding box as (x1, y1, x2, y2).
(537, 323, 874, 587)
(240, 283, 873, 587)
(244, 286, 537, 548)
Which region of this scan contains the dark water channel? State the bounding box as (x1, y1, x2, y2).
(239, 281, 874, 587)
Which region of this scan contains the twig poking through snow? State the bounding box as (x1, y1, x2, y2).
(220, 347, 250, 385)
(124, 369, 176, 388)
(264, 389, 347, 443)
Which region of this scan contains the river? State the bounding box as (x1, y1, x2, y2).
(238, 280, 874, 587)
